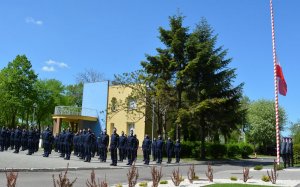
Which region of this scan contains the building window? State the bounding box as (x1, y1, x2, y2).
(111, 97, 117, 112)
(127, 122, 135, 134)
(127, 97, 137, 110)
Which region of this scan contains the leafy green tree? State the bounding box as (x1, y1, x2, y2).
(246, 99, 287, 153)
(43, 79, 67, 106)
(35, 79, 68, 130)
(65, 83, 83, 107)
(0, 55, 37, 127)
(289, 120, 300, 144)
(227, 96, 251, 143)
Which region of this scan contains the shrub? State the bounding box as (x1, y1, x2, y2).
(151, 166, 163, 187)
(6, 170, 18, 187)
(261, 175, 270, 182)
(52, 163, 77, 187)
(267, 160, 279, 184)
(207, 143, 227, 159)
(276, 164, 284, 171)
(254, 165, 263, 170)
(243, 167, 252, 183)
(239, 143, 254, 158)
(86, 170, 108, 187)
(230, 176, 237, 181)
(138, 182, 147, 187)
(171, 167, 183, 186)
(187, 164, 196, 183)
(293, 144, 300, 164)
(127, 164, 139, 187)
(191, 146, 201, 159)
(180, 141, 201, 158)
(227, 144, 240, 158)
(159, 180, 168, 184)
(205, 163, 213, 182)
(115, 184, 122, 187)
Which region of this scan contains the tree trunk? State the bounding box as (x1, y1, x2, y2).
(200, 119, 206, 159)
(176, 87, 182, 140)
(162, 110, 167, 139)
(11, 114, 16, 127)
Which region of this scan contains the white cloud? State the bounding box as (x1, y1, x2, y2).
(25, 17, 43, 25)
(46, 59, 69, 68)
(42, 66, 55, 72)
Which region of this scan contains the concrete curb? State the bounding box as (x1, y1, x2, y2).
(0, 166, 122, 172)
(0, 162, 197, 172)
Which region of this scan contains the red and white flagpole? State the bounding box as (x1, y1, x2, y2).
(270, 0, 280, 165)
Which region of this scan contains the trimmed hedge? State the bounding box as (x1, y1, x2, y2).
(180, 141, 201, 158)
(293, 144, 300, 164)
(227, 144, 240, 158)
(179, 141, 253, 159)
(207, 143, 227, 159)
(239, 143, 254, 158)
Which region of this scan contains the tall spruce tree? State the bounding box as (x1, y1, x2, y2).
(178, 18, 244, 159)
(114, 15, 244, 159)
(141, 15, 188, 138)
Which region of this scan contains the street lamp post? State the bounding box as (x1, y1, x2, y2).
(151, 98, 155, 141)
(32, 103, 37, 126)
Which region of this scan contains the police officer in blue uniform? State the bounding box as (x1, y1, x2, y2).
(280, 137, 287, 168)
(118, 131, 126, 162)
(27, 126, 36, 155)
(4, 127, 10, 151)
(64, 128, 73, 160)
(42, 127, 52, 157)
(152, 138, 157, 161)
(34, 127, 40, 152)
(174, 139, 181, 163)
(142, 134, 151, 165)
(288, 137, 294, 167)
(0, 127, 6, 151)
(91, 132, 97, 157)
(124, 134, 128, 159)
(73, 132, 79, 156)
(79, 129, 86, 159)
(13, 126, 22, 153)
(97, 131, 103, 160)
(110, 128, 119, 166)
(59, 129, 66, 157)
(21, 128, 28, 151)
(10, 128, 15, 150)
(166, 137, 173, 163)
(134, 134, 139, 161)
(285, 137, 290, 167)
(156, 135, 164, 164)
(126, 130, 136, 165)
(99, 129, 109, 162)
(54, 133, 59, 152)
(84, 128, 93, 162)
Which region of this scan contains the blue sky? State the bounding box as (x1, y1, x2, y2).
(0, 1, 299, 135)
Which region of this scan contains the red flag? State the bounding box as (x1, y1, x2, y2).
(276, 64, 287, 96)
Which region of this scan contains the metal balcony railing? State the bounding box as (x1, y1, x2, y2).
(54, 106, 98, 118)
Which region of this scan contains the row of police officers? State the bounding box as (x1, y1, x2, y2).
(1, 126, 181, 165)
(47, 127, 181, 165)
(0, 126, 40, 155)
(280, 137, 294, 168)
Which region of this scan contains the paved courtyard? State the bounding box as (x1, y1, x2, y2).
(0, 149, 300, 186)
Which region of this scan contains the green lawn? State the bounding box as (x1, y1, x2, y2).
(207, 184, 274, 187)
